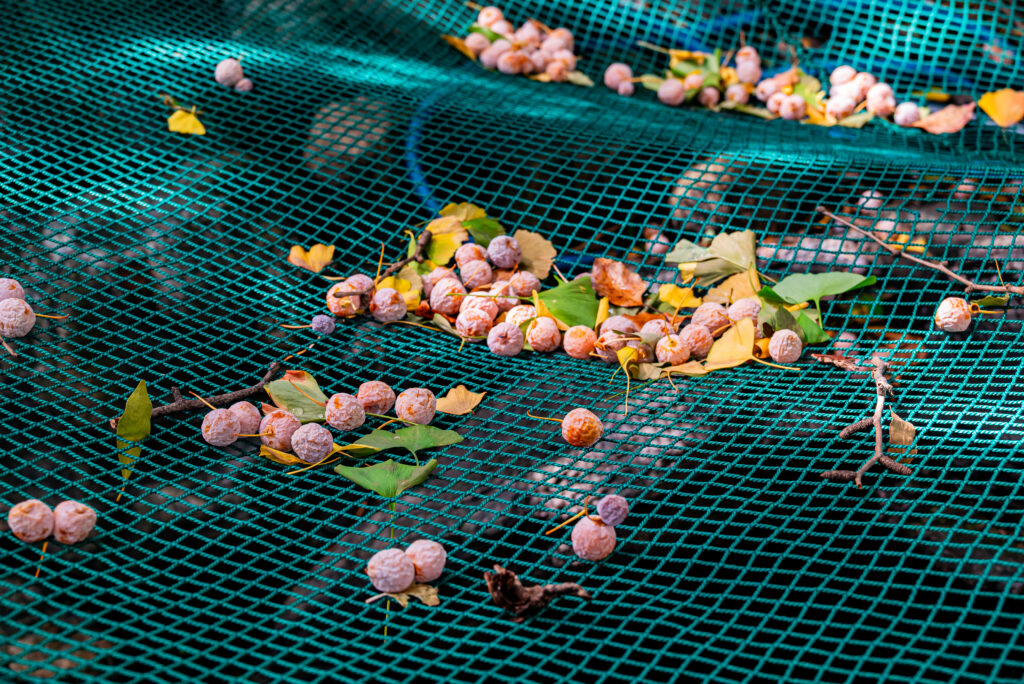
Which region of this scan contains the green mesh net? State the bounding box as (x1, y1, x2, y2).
(4, 0, 1024, 681)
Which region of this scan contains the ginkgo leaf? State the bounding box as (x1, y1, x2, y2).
(436, 385, 486, 415)
(704, 318, 755, 370)
(658, 284, 701, 309)
(335, 458, 438, 498)
(888, 409, 917, 462)
(595, 296, 610, 330)
(639, 74, 665, 91)
(537, 276, 599, 329)
(913, 102, 975, 134)
(978, 89, 1024, 128)
(439, 202, 486, 222)
(366, 582, 440, 608)
(706, 269, 760, 304)
(116, 381, 152, 481)
(662, 360, 708, 377)
(377, 275, 421, 309)
(259, 445, 305, 465)
(425, 216, 468, 265)
(516, 230, 557, 280)
(167, 110, 206, 135)
(566, 71, 595, 87)
(288, 244, 335, 273)
(265, 370, 327, 423)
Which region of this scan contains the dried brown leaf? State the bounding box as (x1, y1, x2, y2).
(365, 582, 440, 608)
(592, 258, 646, 306)
(436, 385, 486, 415)
(913, 102, 975, 134)
(484, 564, 591, 622)
(810, 352, 866, 372)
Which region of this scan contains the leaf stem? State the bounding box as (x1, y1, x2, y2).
(332, 231, 433, 297)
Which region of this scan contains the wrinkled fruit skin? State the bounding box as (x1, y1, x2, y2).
(596, 494, 629, 527)
(594, 331, 626, 363)
(429, 277, 466, 316)
(489, 280, 517, 312)
(562, 326, 597, 359)
(599, 315, 637, 336)
(214, 57, 244, 87)
(679, 324, 714, 359)
(526, 317, 561, 352)
(603, 62, 632, 89)
(561, 408, 603, 447)
(0, 278, 25, 302)
(53, 500, 97, 544)
(505, 304, 537, 328)
(229, 401, 262, 436)
(768, 329, 803, 364)
(487, 236, 522, 269)
(367, 548, 416, 593)
(727, 297, 761, 322)
(640, 319, 675, 338)
(202, 409, 240, 447)
(326, 280, 362, 316)
(311, 314, 336, 335)
(934, 297, 972, 333)
(456, 307, 493, 338)
(234, 78, 254, 93)
(357, 381, 395, 414)
(0, 298, 36, 338)
(658, 78, 686, 106)
(830, 65, 857, 86)
(325, 392, 366, 431)
(571, 516, 616, 561)
(655, 334, 690, 364)
(691, 302, 729, 335)
(405, 539, 447, 583)
(487, 321, 524, 356)
(455, 243, 487, 269)
(460, 260, 493, 290)
(423, 267, 454, 297)
(460, 294, 498, 320)
(290, 422, 334, 464)
(7, 499, 53, 543)
(509, 271, 541, 297)
(396, 388, 436, 425)
(894, 102, 921, 127)
(260, 411, 302, 452)
(370, 287, 407, 323)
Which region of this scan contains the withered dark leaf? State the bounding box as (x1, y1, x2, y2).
(810, 352, 866, 372)
(484, 564, 591, 622)
(592, 258, 647, 306)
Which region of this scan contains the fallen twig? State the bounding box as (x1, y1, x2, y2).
(484, 564, 591, 622)
(331, 230, 433, 298)
(109, 362, 282, 430)
(819, 206, 1024, 296)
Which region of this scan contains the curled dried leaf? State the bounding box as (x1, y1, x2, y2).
(592, 258, 646, 306)
(913, 102, 975, 134)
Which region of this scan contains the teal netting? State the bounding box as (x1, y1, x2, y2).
(3, 0, 1024, 681)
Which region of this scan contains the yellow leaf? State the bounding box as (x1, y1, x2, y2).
(616, 346, 638, 369)
(442, 34, 475, 61)
(425, 217, 468, 266)
(978, 89, 1024, 128)
(259, 445, 304, 465)
(436, 385, 487, 415)
(677, 262, 697, 283)
(595, 296, 610, 330)
(753, 338, 771, 359)
(167, 110, 206, 135)
(658, 284, 702, 309)
(439, 202, 486, 222)
(287, 243, 335, 273)
(366, 582, 440, 608)
(662, 360, 708, 377)
(516, 230, 557, 280)
(706, 269, 760, 303)
(704, 318, 755, 370)
(377, 275, 421, 309)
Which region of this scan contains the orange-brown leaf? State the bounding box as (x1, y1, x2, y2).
(977, 89, 1024, 128)
(592, 258, 647, 306)
(288, 244, 335, 273)
(913, 102, 975, 134)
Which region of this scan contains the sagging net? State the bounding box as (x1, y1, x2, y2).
(2, 0, 1024, 681)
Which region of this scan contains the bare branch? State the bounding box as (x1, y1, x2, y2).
(331, 230, 434, 298)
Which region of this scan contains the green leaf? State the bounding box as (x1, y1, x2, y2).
(719, 102, 778, 120)
(116, 380, 152, 480)
(664, 239, 711, 264)
(566, 70, 595, 87)
(354, 425, 463, 460)
(462, 217, 505, 247)
(837, 111, 875, 128)
(629, 362, 663, 380)
(690, 230, 758, 286)
(432, 313, 461, 338)
(758, 303, 801, 341)
(758, 272, 876, 312)
(537, 276, 599, 328)
(791, 68, 822, 107)
(639, 74, 664, 91)
(467, 23, 502, 42)
(265, 370, 327, 423)
(335, 458, 438, 498)
(972, 294, 1010, 307)
(796, 310, 831, 344)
